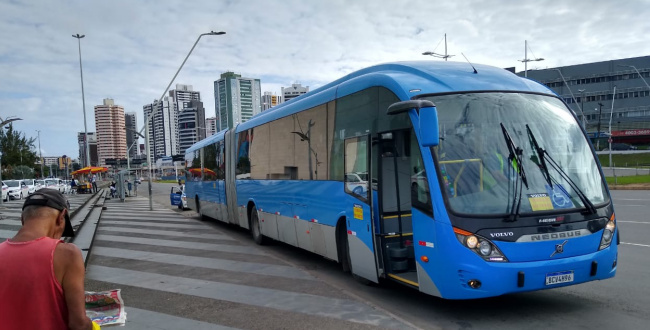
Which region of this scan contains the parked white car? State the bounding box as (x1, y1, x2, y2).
(5, 180, 29, 200)
(43, 179, 65, 193)
(2, 181, 8, 202)
(35, 180, 45, 191)
(22, 179, 37, 195)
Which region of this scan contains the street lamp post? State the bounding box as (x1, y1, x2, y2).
(1, 117, 23, 206)
(422, 33, 455, 61)
(519, 40, 544, 78)
(73, 34, 91, 168)
(617, 64, 650, 89)
(597, 102, 604, 150)
(553, 69, 586, 127)
(36, 130, 43, 179)
(141, 31, 225, 210)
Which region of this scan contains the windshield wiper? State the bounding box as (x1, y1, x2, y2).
(500, 123, 528, 222)
(525, 125, 597, 215)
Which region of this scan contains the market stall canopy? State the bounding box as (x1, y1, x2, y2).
(71, 166, 109, 175)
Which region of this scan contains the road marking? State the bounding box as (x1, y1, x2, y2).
(622, 242, 650, 248)
(125, 307, 241, 330)
(100, 220, 211, 229)
(87, 265, 408, 328)
(98, 227, 234, 240)
(614, 204, 646, 207)
(614, 198, 650, 201)
(95, 234, 267, 255)
(618, 221, 650, 224)
(93, 247, 315, 280)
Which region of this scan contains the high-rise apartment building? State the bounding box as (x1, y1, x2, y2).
(77, 132, 98, 166)
(282, 83, 309, 102)
(143, 96, 177, 160)
(178, 100, 206, 155)
(262, 91, 282, 111)
(214, 72, 262, 131)
(124, 112, 138, 159)
(205, 117, 217, 136)
(94, 98, 127, 166)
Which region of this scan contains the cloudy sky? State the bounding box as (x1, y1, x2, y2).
(1, 0, 650, 159)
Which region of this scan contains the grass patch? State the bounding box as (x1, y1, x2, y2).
(605, 174, 650, 185)
(598, 153, 650, 167)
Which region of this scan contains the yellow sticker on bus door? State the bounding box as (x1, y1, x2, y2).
(353, 204, 363, 220)
(527, 193, 554, 211)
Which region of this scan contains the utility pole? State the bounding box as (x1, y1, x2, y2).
(519, 40, 544, 78)
(72, 34, 91, 168)
(597, 102, 604, 150)
(422, 33, 455, 61)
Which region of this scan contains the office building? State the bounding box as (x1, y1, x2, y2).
(77, 132, 98, 166)
(178, 100, 206, 155)
(282, 83, 309, 102)
(214, 72, 262, 131)
(143, 96, 177, 160)
(205, 117, 217, 136)
(262, 91, 282, 111)
(94, 98, 127, 166)
(124, 112, 138, 159)
(519, 55, 650, 145)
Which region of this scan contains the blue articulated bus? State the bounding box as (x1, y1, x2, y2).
(185, 61, 618, 299)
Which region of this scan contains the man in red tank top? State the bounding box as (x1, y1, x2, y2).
(0, 189, 94, 330)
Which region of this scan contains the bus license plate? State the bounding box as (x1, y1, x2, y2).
(545, 271, 574, 285)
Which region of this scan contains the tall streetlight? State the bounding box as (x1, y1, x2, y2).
(36, 130, 43, 178)
(553, 69, 586, 127)
(141, 31, 225, 210)
(73, 34, 91, 168)
(519, 40, 544, 77)
(597, 102, 604, 150)
(422, 33, 454, 61)
(0, 117, 23, 206)
(617, 64, 650, 89)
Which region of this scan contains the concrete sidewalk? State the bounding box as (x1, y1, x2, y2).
(85, 196, 411, 330)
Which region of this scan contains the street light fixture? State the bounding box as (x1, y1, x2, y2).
(422, 33, 454, 61)
(0, 117, 23, 206)
(36, 130, 43, 179)
(72, 34, 91, 168)
(617, 64, 650, 89)
(519, 40, 544, 77)
(597, 102, 604, 150)
(140, 31, 225, 210)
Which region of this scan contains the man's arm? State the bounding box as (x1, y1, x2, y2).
(58, 244, 93, 330)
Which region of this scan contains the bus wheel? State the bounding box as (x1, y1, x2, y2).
(251, 211, 267, 245)
(196, 197, 207, 221)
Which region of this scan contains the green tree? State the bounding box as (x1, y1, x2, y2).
(0, 123, 37, 179)
(12, 165, 34, 179)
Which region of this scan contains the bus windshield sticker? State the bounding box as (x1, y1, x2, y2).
(353, 204, 363, 220)
(545, 184, 574, 209)
(527, 193, 554, 211)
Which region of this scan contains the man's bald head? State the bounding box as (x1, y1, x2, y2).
(21, 205, 60, 223)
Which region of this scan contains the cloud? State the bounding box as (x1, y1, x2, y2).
(1, 0, 650, 158)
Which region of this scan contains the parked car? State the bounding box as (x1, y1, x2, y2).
(5, 180, 29, 200)
(43, 178, 65, 193)
(22, 179, 37, 195)
(611, 143, 638, 151)
(2, 181, 8, 202)
(35, 180, 45, 191)
(170, 186, 187, 210)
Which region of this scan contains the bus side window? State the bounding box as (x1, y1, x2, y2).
(411, 130, 433, 214)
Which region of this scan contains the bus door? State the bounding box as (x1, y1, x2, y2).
(344, 135, 378, 283)
(376, 129, 419, 288)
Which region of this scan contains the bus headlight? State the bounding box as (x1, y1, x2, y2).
(454, 227, 508, 262)
(599, 219, 616, 250)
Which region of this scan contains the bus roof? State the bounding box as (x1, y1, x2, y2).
(186, 61, 553, 152)
(186, 129, 227, 153)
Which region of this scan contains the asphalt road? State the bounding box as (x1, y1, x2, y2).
(130, 183, 649, 329)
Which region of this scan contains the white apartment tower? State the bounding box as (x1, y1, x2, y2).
(282, 83, 309, 102)
(143, 96, 177, 160)
(205, 117, 217, 136)
(94, 98, 127, 166)
(214, 72, 262, 131)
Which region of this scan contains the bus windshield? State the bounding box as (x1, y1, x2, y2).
(423, 92, 609, 216)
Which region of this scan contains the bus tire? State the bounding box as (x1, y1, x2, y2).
(196, 197, 207, 221)
(250, 210, 267, 245)
(337, 220, 351, 273)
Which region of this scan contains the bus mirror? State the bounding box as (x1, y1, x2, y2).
(419, 106, 439, 147)
(387, 100, 435, 115)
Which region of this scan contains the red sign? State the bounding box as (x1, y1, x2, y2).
(611, 129, 650, 137)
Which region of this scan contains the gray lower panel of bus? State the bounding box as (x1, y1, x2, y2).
(260, 212, 338, 261)
(416, 261, 441, 297)
(348, 234, 379, 283)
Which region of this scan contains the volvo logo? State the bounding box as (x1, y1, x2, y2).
(550, 240, 568, 257)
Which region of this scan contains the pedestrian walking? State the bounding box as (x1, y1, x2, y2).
(127, 180, 133, 197)
(110, 181, 116, 198)
(70, 177, 77, 195)
(91, 174, 98, 194)
(0, 190, 97, 330)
